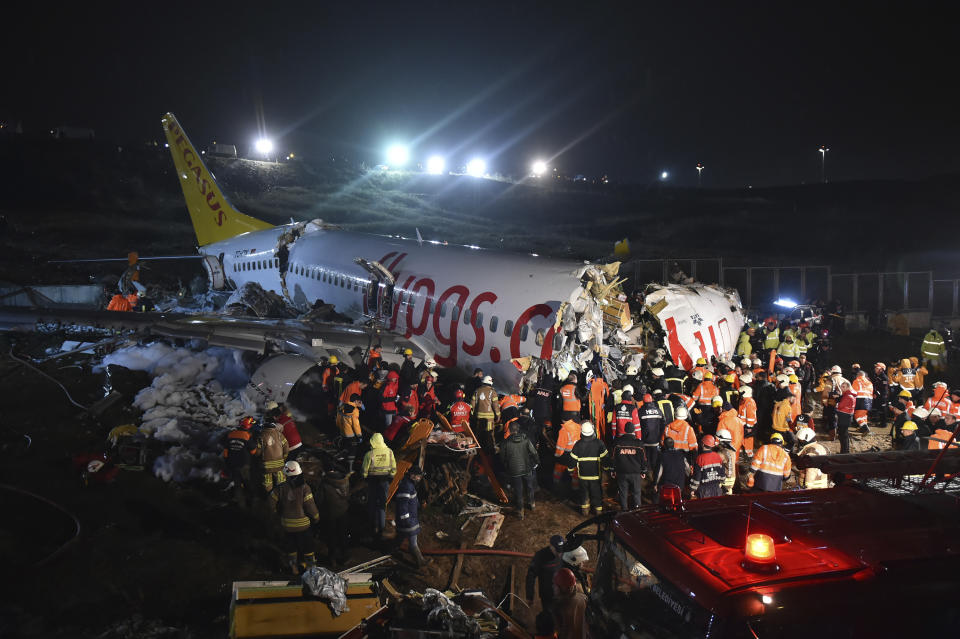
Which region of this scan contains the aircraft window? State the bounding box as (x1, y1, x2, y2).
(243, 262, 248, 271)
(489, 316, 498, 332)
(439, 303, 447, 318)
(475, 312, 483, 327)
(341, 276, 346, 288)
(462, 309, 471, 325)
(260, 261, 264, 270)
(520, 324, 529, 341)
(535, 329, 544, 346)
(504, 320, 514, 337)
(451, 305, 460, 320)
(553, 333, 563, 350)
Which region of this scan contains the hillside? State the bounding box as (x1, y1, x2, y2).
(1, 138, 959, 289)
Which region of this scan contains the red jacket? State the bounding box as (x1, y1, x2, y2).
(276, 413, 302, 449)
(837, 389, 856, 415)
(448, 401, 471, 430)
(381, 372, 400, 412)
(386, 414, 413, 442)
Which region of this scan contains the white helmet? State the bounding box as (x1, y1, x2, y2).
(740, 386, 753, 398)
(716, 429, 732, 442)
(425, 358, 437, 369)
(482, 375, 493, 385)
(626, 365, 638, 376)
(776, 374, 790, 387)
(429, 371, 439, 379)
(580, 421, 596, 437)
(830, 365, 842, 375)
(651, 367, 664, 377)
(265, 401, 279, 411)
(912, 407, 929, 420)
(676, 406, 689, 420)
(692, 369, 703, 381)
(562, 545, 589, 567)
(929, 408, 942, 417)
(796, 427, 816, 443)
(284, 461, 303, 476)
(622, 384, 634, 395)
(739, 373, 753, 385)
(783, 366, 795, 375)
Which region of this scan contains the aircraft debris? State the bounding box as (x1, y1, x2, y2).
(225, 282, 297, 318)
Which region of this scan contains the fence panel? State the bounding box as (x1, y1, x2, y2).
(932, 280, 955, 316)
(694, 260, 721, 284)
(832, 274, 855, 312)
(883, 273, 906, 311)
(778, 268, 803, 302)
(723, 268, 749, 305)
(805, 267, 830, 303)
(907, 272, 930, 310)
(631, 261, 667, 288)
(751, 268, 776, 306)
(857, 274, 879, 313)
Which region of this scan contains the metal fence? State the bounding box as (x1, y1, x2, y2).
(623, 258, 960, 318)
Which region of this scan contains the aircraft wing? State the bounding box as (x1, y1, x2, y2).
(0, 306, 418, 364)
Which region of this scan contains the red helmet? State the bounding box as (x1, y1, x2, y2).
(701, 434, 717, 448)
(642, 393, 653, 403)
(553, 567, 577, 591)
(455, 389, 465, 399)
(240, 417, 256, 430)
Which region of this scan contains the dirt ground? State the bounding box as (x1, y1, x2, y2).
(0, 326, 954, 638)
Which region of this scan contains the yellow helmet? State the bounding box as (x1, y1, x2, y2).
(898, 390, 912, 398)
(901, 421, 918, 432)
(724, 373, 735, 383)
(696, 357, 707, 365)
(789, 374, 798, 383)
(404, 348, 414, 356)
(703, 371, 713, 380)
(770, 433, 784, 445)
(711, 396, 723, 407)
(328, 355, 339, 365)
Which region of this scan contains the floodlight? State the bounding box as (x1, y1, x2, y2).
(426, 155, 445, 174)
(532, 160, 547, 176)
(661, 171, 669, 180)
(386, 144, 409, 167)
(255, 138, 273, 155)
(773, 298, 798, 308)
(466, 158, 486, 177)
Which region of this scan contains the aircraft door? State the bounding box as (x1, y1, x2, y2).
(202, 254, 227, 290)
(354, 258, 395, 320)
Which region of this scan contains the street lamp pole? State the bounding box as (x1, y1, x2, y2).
(819, 146, 829, 183)
(696, 163, 704, 188)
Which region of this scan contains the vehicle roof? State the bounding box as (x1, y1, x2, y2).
(612, 485, 960, 601)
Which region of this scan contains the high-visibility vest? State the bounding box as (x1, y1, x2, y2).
(692, 381, 719, 405)
(928, 428, 958, 450)
(559, 383, 580, 412)
(777, 341, 799, 358)
(663, 419, 697, 451)
(851, 377, 873, 400)
(922, 331, 945, 358)
(555, 420, 581, 456)
(751, 444, 791, 478)
(763, 327, 780, 349)
(738, 397, 757, 428)
(500, 394, 525, 412)
(923, 389, 951, 414)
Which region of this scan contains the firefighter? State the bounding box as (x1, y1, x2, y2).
(796, 427, 830, 489)
(929, 414, 959, 450)
(470, 375, 500, 455)
(922, 327, 947, 371)
(447, 389, 471, 433)
(715, 429, 737, 494)
(272, 461, 320, 575)
(836, 381, 856, 454)
(553, 418, 581, 492)
(361, 432, 396, 542)
(394, 466, 429, 566)
(612, 422, 646, 510)
(656, 437, 691, 497)
(747, 433, 792, 491)
(690, 434, 725, 499)
(257, 418, 289, 493)
(569, 421, 608, 516)
(663, 362, 687, 394)
(336, 393, 363, 465)
(526, 534, 565, 612)
(851, 369, 874, 434)
(222, 416, 258, 507)
(663, 406, 698, 462)
(587, 372, 610, 441)
(613, 387, 640, 439)
(558, 373, 582, 422)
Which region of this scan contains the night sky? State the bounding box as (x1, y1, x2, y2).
(4, 2, 957, 187)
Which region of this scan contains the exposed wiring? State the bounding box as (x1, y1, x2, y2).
(6, 348, 90, 411)
(497, 592, 530, 611)
(0, 483, 81, 566)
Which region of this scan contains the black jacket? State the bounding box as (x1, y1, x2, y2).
(570, 435, 608, 480)
(613, 434, 647, 475)
(658, 449, 690, 488)
(638, 401, 665, 444)
(526, 546, 561, 604)
(500, 432, 539, 477)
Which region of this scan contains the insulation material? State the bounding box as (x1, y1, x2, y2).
(301, 566, 349, 617)
(474, 512, 505, 547)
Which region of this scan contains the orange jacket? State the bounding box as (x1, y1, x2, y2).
(663, 419, 698, 452)
(928, 428, 958, 450)
(851, 376, 873, 400)
(751, 444, 791, 478)
(924, 388, 952, 414)
(340, 380, 363, 404)
(772, 398, 794, 432)
(588, 378, 610, 431)
(555, 420, 581, 456)
(717, 409, 744, 453)
(692, 381, 719, 406)
(500, 393, 525, 412)
(107, 294, 132, 312)
(788, 383, 802, 421)
(559, 383, 581, 412)
(738, 396, 757, 428)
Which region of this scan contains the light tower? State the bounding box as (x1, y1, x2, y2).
(819, 146, 829, 183)
(696, 163, 704, 188)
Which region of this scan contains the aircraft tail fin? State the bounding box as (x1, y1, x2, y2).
(161, 113, 273, 246)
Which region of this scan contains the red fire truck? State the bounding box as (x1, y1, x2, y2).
(570, 481, 960, 638)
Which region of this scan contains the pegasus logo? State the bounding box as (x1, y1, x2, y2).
(166, 122, 226, 226)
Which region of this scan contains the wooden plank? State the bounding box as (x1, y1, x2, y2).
(447, 540, 468, 591)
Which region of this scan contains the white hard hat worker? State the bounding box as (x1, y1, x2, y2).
(716, 429, 732, 442)
(739, 373, 753, 385)
(580, 421, 595, 437)
(692, 370, 703, 381)
(283, 461, 302, 476)
(676, 406, 689, 420)
(626, 365, 638, 376)
(651, 367, 664, 377)
(830, 365, 842, 375)
(622, 384, 634, 395)
(796, 427, 816, 443)
(740, 386, 753, 398)
(482, 375, 493, 385)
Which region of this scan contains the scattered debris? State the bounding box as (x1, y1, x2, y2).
(475, 512, 505, 548)
(302, 566, 350, 616)
(225, 282, 297, 318)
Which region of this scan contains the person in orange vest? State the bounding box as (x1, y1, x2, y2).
(924, 381, 952, 414)
(716, 401, 744, 457)
(587, 373, 610, 442)
(747, 433, 792, 491)
(662, 406, 698, 462)
(447, 389, 472, 433)
(737, 383, 757, 457)
(929, 413, 959, 450)
(340, 378, 368, 406)
(850, 369, 874, 434)
(558, 373, 582, 422)
(553, 418, 581, 492)
(106, 293, 133, 312)
(691, 371, 719, 432)
(367, 344, 382, 370)
(125, 293, 139, 310)
(787, 374, 803, 425)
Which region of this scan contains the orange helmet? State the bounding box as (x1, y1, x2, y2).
(702, 434, 717, 448)
(240, 417, 256, 430)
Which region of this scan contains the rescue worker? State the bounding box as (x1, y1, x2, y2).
(222, 416, 258, 507)
(655, 390, 675, 426)
(361, 432, 396, 542)
(367, 344, 383, 370)
(796, 354, 816, 410)
(747, 433, 792, 492)
(380, 370, 400, 429)
(929, 413, 959, 450)
(106, 293, 133, 312)
(638, 394, 665, 478)
(663, 406, 698, 462)
(529, 375, 556, 432)
(500, 423, 540, 518)
(612, 422, 646, 510)
(551, 568, 587, 639)
(500, 390, 525, 437)
(394, 466, 429, 566)
(447, 389, 472, 433)
(465, 368, 485, 404)
(897, 421, 921, 451)
(836, 381, 856, 453)
(762, 318, 780, 351)
(736, 327, 754, 358)
(526, 534, 565, 611)
(558, 373, 582, 422)
(339, 377, 368, 407)
(257, 418, 289, 493)
(663, 362, 687, 394)
(690, 434, 725, 498)
(470, 375, 500, 455)
(399, 348, 419, 389)
(715, 429, 738, 494)
(385, 405, 416, 446)
(923, 381, 952, 414)
(691, 371, 719, 432)
(851, 369, 874, 434)
(716, 400, 744, 457)
(267, 401, 302, 461)
(587, 373, 610, 441)
(771, 379, 796, 451)
(872, 362, 890, 431)
(719, 372, 739, 407)
(570, 421, 607, 515)
(796, 427, 829, 489)
(737, 383, 757, 457)
(336, 393, 363, 465)
(613, 388, 639, 439)
(313, 471, 351, 567)
(704, 395, 724, 436)
(553, 418, 581, 492)
(272, 461, 320, 575)
(891, 358, 919, 403)
(922, 327, 947, 372)
(777, 334, 799, 360)
(656, 437, 691, 497)
(787, 373, 803, 425)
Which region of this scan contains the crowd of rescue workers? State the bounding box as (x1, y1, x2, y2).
(218, 311, 956, 591)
